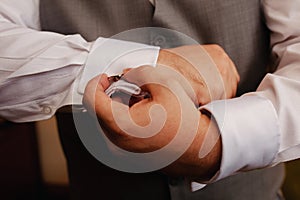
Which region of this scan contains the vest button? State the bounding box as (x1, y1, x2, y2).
(151, 35, 166, 46)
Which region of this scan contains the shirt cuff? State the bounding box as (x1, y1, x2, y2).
(77, 38, 160, 95)
(199, 95, 280, 182)
(191, 182, 207, 192)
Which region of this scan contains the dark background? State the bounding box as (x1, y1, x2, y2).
(0, 120, 299, 200)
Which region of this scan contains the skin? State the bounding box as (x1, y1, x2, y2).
(157, 45, 239, 105)
(83, 44, 239, 181)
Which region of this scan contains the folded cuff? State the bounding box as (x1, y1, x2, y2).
(200, 95, 280, 181)
(78, 38, 160, 94)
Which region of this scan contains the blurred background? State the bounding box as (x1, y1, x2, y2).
(0, 117, 299, 200)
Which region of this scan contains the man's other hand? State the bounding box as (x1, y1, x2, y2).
(157, 44, 240, 106)
(83, 66, 221, 180)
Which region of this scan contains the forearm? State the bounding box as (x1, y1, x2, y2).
(0, 1, 160, 122)
(256, 0, 300, 163)
(184, 0, 300, 183)
(0, 1, 93, 121)
(162, 112, 222, 181)
(0, 19, 92, 122)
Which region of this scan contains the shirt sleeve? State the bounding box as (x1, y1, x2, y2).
(0, 0, 159, 122)
(198, 0, 300, 182)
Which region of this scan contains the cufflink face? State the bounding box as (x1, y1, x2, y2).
(106, 74, 151, 107)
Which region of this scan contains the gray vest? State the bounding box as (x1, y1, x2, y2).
(40, 0, 284, 199)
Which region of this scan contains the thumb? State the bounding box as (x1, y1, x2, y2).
(83, 74, 113, 118)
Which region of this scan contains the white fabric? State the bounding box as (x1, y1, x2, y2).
(194, 0, 300, 188)
(149, 0, 156, 6)
(78, 38, 159, 94)
(105, 80, 141, 97)
(200, 96, 280, 180)
(0, 0, 300, 192)
(0, 0, 159, 122)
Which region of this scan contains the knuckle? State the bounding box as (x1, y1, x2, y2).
(125, 65, 154, 82)
(212, 45, 229, 60)
(212, 44, 225, 53)
(132, 65, 153, 74)
(139, 65, 155, 76)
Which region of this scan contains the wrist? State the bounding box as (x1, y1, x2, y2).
(162, 111, 221, 181)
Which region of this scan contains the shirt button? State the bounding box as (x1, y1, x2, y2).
(42, 106, 52, 114)
(151, 35, 166, 46)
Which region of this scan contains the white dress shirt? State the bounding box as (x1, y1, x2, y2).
(1, 0, 300, 190)
(0, 0, 159, 122)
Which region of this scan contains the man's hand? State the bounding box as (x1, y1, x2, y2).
(82, 44, 239, 180)
(157, 44, 240, 106)
(83, 65, 222, 180)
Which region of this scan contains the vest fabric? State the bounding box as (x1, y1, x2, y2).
(40, 0, 284, 199)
